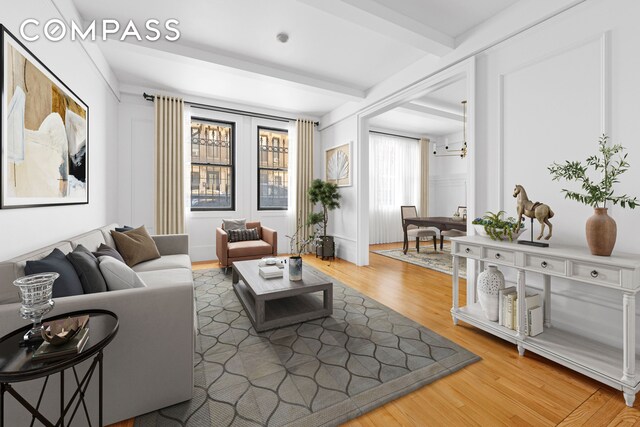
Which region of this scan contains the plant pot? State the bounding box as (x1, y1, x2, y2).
(477, 265, 505, 321)
(586, 208, 617, 256)
(289, 256, 303, 281)
(473, 224, 526, 242)
(315, 236, 335, 259)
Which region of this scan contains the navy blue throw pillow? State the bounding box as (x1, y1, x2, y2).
(25, 248, 84, 298)
(115, 225, 134, 233)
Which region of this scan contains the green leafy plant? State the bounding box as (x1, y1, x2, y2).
(307, 179, 341, 238)
(548, 135, 638, 209)
(472, 211, 523, 241)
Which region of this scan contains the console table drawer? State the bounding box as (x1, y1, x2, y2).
(525, 254, 566, 275)
(571, 262, 622, 287)
(454, 244, 481, 258)
(485, 248, 515, 265)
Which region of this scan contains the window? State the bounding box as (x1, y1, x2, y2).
(258, 127, 288, 210)
(191, 119, 235, 210)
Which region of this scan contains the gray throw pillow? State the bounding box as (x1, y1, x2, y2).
(25, 248, 84, 298)
(98, 256, 146, 291)
(66, 245, 108, 294)
(223, 218, 246, 231)
(92, 243, 125, 263)
(227, 228, 260, 243)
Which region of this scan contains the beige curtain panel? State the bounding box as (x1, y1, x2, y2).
(296, 119, 315, 245)
(420, 137, 430, 217)
(155, 95, 185, 235)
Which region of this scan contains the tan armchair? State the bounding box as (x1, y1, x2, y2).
(216, 221, 277, 268)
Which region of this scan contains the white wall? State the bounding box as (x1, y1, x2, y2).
(429, 131, 468, 217)
(117, 91, 319, 262)
(0, 3, 119, 260)
(318, 117, 358, 263)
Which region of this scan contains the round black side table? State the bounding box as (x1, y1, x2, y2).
(0, 309, 118, 427)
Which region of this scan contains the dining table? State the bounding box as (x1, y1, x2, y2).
(402, 217, 467, 254)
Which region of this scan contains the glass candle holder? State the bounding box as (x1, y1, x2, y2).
(13, 272, 58, 342)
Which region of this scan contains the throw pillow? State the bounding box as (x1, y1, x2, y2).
(98, 256, 146, 291)
(223, 219, 246, 231)
(110, 226, 161, 267)
(115, 225, 134, 233)
(92, 243, 125, 263)
(227, 227, 260, 243)
(25, 248, 84, 298)
(66, 245, 108, 294)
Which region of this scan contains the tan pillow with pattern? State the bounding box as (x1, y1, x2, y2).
(110, 226, 161, 267)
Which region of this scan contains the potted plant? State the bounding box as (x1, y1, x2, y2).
(285, 221, 315, 281)
(473, 211, 525, 242)
(548, 135, 638, 256)
(307, 179, 341, 259)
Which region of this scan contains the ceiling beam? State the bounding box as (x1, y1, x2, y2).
(399, 103, 463, 122)
(111, 39, 366, 101)
(298, 0, 454, 56)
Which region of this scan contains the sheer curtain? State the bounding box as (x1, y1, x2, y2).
(369, 133, 421, 244)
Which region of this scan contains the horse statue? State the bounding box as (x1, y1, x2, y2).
(513, 185, 554, 240)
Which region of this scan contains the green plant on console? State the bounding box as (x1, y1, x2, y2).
(472, 211, 523, 241)
(547, 135, 638, 209)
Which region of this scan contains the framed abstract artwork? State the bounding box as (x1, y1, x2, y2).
(325, 142, 351, 187)
(1, 25, 88, 209)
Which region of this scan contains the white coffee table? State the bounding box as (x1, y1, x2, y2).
(231, 260, 333, 332)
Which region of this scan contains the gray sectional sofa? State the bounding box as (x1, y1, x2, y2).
(0, 224, 195, 426)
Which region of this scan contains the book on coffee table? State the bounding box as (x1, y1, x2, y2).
(259, 266, 283, 279)
(32, 328, 90, 361)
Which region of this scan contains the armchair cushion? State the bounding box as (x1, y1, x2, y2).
(228, 240, 273, 258)
(222, 218, 246, 231)
(227, 228, 260, 243)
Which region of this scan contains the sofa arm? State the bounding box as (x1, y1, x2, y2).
(262, 226, 278, 255)
(0, 281, 194, 425)
(151, 234, 189, 256)
(216, 228, 229, 266)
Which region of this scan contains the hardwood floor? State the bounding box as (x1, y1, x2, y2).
(109, 244, 640, 426)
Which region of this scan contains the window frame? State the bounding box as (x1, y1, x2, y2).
(190, 117, 236, 212)
(257, 126, 289, 211)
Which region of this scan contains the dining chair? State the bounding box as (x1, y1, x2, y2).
(441, 205, 467, 249)
(401, 206, 437, 252)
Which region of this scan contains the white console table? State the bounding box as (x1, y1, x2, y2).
(450, 235, 640, 406)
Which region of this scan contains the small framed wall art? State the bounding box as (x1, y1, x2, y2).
(1, 25, 89, 209)
(325, 142, 351, 187)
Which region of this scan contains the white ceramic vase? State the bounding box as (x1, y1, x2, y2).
(477, 265, 505, 321)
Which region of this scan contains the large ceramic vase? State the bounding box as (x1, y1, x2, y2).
(586, 208, 617, 256)
(289, 256, 303, 281)
(477, 266, 505, 321)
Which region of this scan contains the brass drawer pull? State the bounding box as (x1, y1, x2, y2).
(591, 270, 599, 278)
(495, 253, 501, 259)
(465, 248, 471, 254)
(541, 261, 548, 268)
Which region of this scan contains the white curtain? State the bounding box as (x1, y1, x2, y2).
(369, 133, 421, 244)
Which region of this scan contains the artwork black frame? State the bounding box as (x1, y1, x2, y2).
(0, 25, 89, 209)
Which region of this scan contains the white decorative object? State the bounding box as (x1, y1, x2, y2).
(474, 224, 526, 241)
(325, 142, 351, 187)
(450, 235, 640, 407)
(477, 265, 505, 321)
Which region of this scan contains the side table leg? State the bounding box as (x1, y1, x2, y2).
(60, 370, 64, 427)
(99, 351, 104, 427)
(543, 274, 552, 328)
(622, 292, 636, 388)
(516, 269, 527, 346)
(1, 383, 5, 427)
(451, 255, 459, 325)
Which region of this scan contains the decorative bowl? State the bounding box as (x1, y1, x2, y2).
(41, 315, 89, 346)
(474, 224, 526, 241)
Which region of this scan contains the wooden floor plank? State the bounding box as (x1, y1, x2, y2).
(109, 243, 637, 426)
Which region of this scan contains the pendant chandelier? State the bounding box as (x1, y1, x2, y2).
(433, 100, 467, 158)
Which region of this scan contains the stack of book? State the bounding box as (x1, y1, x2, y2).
(498, 287, 544, 336)
(259, 265, 283, 279)
(33, 316, 90, 361)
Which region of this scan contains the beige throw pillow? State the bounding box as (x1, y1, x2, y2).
(110, 226, 161, 267)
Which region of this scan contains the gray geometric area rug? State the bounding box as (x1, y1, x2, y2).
(372, 242, 467, 279)
(136, 267, 479, 427)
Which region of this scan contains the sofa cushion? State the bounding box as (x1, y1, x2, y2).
(227, 228, 260, 243)
(93, 243, 125, 263)
(99, 223, 119, 248)
(223, 218, 246, 231)
(136, 268, 194, 288)
(25, 249, 84, 298)
(111, 226, 161, 267)
(131, 254, 192, 273)
(228, 240, 273, 258)
(98, 256, 146, 291)
(66, 245, 108, 294)
(68, 230, 106, 252)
